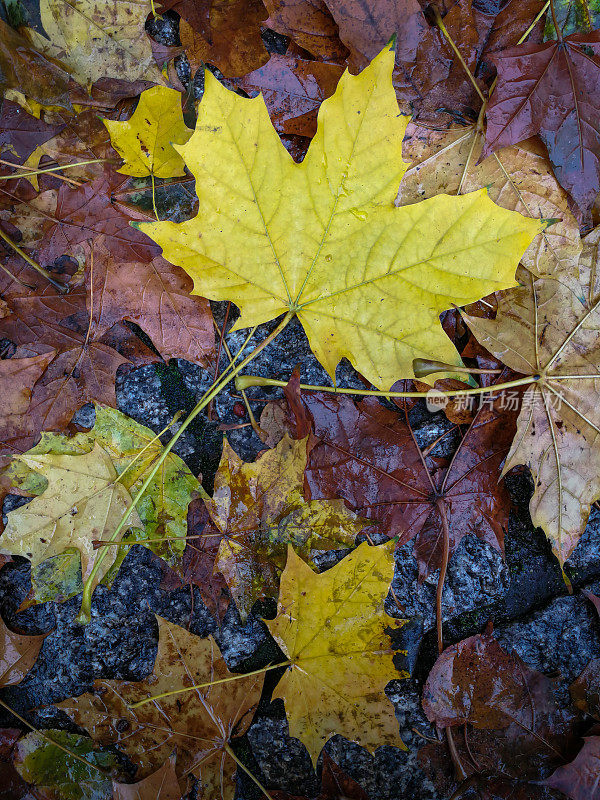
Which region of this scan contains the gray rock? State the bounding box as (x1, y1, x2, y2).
(494, 589, 600, 685)
(391, 535, 509, 634)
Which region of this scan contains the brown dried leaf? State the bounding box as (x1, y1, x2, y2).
(302, 382, 517, 577)
(58, 616, 263, 797)
(88, 237, 215, 366)
(112, 755, 183, 800)
(179, 0, 268, 78)
(0, 617, 46, 687)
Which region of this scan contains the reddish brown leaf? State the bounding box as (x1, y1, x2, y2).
(571, 658, 600, 720)
(113, 754, 183, 800)
(301, 377, 518, 577)
(178, 0, 268, 77)
(88, 237, 215, 366)
(485, 31, 600, 213)
(0, 19, 74, 112)
(8, 170, 160, 267)
(545, 736, 600, 800)
(0, 263, 156, 443)
(422, 633, 578, 781)
(583, 589, 600, 618)
(160, 499, 230, 622)
(158, 0, 210, 37)
(325, 0, 427, 71)
(0, 100, 64, 162)
(0, 350, 56, 460)
(233, 54, 344, 138)
(263, 0, 349, 61)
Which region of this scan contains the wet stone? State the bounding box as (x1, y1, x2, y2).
(390, 534, 508, 634)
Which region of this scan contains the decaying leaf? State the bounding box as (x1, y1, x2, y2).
(103, 87, 192, 178)
(0, 18, 74, 112)
(422, 633, 578, 781)
(267, 541, 406, 762)
(301, 387, 518, 577)
(14, 730, 118, 800)
(139, 45, 541, 389)
(263, 0, 349, 61)
(233, 54, 344, 138)
(112, 755, 183, 800)
(0, 617, 46, 687)
(272, 751, 369, 800)
(1, 443, 141, 593)
(58, 616, 263, 797)
(178, 0, 269, 78)
(88, 237, 215, 366)
(7, 170, 161, 265)
(544, 736, 600, 800)
(0, 264, 156, 441)
(0, 99, 64, 163)
(205, 434, 364, 619)
(465, 254, 600, 566)
(484, 31, 600, 213)
(28, 0, 163, 87)
(8, 404, 200, 570)
(0, 351, 56, 462)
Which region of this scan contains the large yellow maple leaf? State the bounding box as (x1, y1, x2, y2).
(266, 541, 406, 762)
(140, 44, 541, 389)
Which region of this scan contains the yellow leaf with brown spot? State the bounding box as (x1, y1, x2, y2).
(58, 616, 263, 798)
(103, 86, 192, 178)
(29, 0, 163, 86)
(206, 434, 365, 619)
(267, 541, 407, 762)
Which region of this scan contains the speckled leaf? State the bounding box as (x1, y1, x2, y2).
(267, 541, 407, 762)
(465, 250, 600, 566)
(139, 45, 540, 389)
(58, 616, 263, 798)
(28, 0, 163, 87)
(14, 730, 118, 800)
(1, 444, 141, 595)
(112, 755, 183, 800)
(103, 87, 192, 178)
(8, 405, 200, 569)
(207, 434, 364, 619)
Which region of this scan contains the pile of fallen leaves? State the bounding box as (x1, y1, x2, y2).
(1, 0, 600, 797)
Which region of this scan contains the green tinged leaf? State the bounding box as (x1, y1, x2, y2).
(5, 405, 201, 603)
(14, 730, 118, 800)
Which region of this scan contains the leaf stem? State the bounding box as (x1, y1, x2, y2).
(128, 661, 290, 709)
(224, 743, 275, 800)
(432, 7, 486, 103)
(0, 226, 68, 293)
(150, 172, 159, 221)
(518, 1, 550, 45)
(0, 158, 104, 182)
(235, 374, 537, 398)
(0, 698, 106, 775)
(76, 312, 295, 623)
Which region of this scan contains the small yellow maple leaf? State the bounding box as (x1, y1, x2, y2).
(104, 87, 193, 178)
(1, 443, 141, 592)
(140, 44, 541, 389)
(267, 541, 406, 762)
